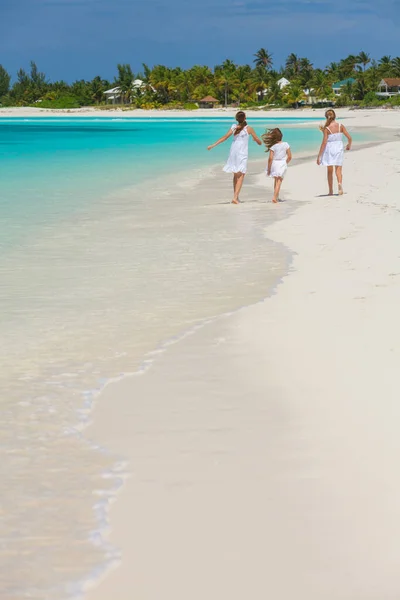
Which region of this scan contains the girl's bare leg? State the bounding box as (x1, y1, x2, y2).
(335, 166, 343, 194)
(272, 177, 282, 203)
(233, 173, 241, 202)
(232, 172, 245, 204)
(327, 166, 334, 195)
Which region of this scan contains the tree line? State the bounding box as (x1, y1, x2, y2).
(1, 50, 400, 110)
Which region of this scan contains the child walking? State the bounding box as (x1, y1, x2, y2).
(262, 128, 292, 204)
(207, 111, 262, 204)
(317, 109, 352, 196)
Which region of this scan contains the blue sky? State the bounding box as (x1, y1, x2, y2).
(1, 0, 399, 82)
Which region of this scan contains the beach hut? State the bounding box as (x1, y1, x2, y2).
(377, 78, 400, 97)
(199, 96, 219, 108)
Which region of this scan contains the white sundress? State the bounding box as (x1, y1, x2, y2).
(321, 123, 344, 167)
(223, 125, 249, 174)
(267, 141, 290, 178)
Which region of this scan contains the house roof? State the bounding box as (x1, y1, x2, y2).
(277, 77, 290, 89)
(381, 78, 400, 86)
(332, 78, 356, 88)
(104, 80, 145, 94)
(200, 96, 219, 102)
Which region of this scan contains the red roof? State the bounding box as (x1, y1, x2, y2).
(382, 78, 400, 86)
(200, 96, 219, 102)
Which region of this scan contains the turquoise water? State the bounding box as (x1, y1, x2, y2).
(0, 116, 369, 600)
(0, 116, 326, 247)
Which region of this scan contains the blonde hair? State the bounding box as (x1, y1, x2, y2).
(320, 109, 336, 131)
(261, 127, 283, 151)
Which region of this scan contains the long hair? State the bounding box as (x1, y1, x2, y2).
(261, 127, 283, 151)
(320, 109, 336, 131)
(234, 111, 247, 136)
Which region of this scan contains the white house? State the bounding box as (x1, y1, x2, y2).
(104, 79, 147, 103)
(331, 78, 356, 97)
(257, 77, 291, 100)
(377, 78, 400, 97)
(302, 88, 333, 106)
(257, 77, 330, 105)
(277, 77, 290, 89)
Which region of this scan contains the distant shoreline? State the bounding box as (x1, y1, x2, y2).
(1, 106, 399, 130)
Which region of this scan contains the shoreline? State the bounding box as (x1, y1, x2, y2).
(78, 156, 298, 598)
(1, 106, 399, 127)
(85, 123, 400, 599)
(4, 114, 398, 599)
(2, 116, 297, 600)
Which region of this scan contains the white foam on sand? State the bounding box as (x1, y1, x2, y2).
(1, 143, 291, 599)
(86, 130, 400, 599)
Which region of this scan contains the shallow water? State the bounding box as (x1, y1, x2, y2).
(0, 117, 370, 598)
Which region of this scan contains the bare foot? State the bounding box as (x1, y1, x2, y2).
(232, 199, 239, 204)
(272, 197, 278, 204)
(338, 184, 344, 196)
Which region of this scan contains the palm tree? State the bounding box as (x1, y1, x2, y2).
(377, 55, 392, 77)
(215, 70, 238, 107)
(215, 60, 238, 107)
(141, 63, 152, 83)
(326, 62, 340, 78)
(337, 80, 356, 105)
(364, 64, 380, 93)
(150, 65, 176, 103)
(189, 65, 212, 87)
(284, 83, 306, 108)
(215, 59, 236, 73)
(299, 58, 314, 87)
(285, 53, 301, 77)
(252, 65, 270, 102)
(0, 64, 11, 97)
(30, 62, 47, 95)
(235, 65, 253, 104)
(192, 83, 217, 102)
(340, 55, 359, 77)
(357, 51, 371, 72)
(265, 79, 283, 105)
(253, 48, 273, 70)
(353, 73, 367, 100)
(90, 76, 104, 104)
(391, 57, 400, 77)
(311, 71, 334, 102)
(176, 70, 194, 102)
(115, 63, 134, 104)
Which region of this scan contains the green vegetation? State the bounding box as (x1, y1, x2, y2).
(1, 51, 399, 110)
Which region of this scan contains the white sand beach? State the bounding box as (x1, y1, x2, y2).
(0, 105, 399, 128)
(81, 113, 400, 600)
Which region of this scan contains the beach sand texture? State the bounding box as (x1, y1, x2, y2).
(1, 109, 400, 599)
(86, 136, 400, 599)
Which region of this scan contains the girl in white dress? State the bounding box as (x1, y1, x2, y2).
(262, 128, 292, 204)
(207, 111, 262, 204)
(317, 109, 352, 196)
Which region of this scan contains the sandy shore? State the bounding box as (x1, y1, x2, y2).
(82, 113, 400, 600)
(1, 105, 400, 129)
(81, 112, 400, 600)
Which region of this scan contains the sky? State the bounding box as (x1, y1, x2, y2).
(0, 0, 399, 82)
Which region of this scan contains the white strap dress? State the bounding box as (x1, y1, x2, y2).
(267, 141, 290, 178)
(321, 123, 344, 167)
(223, 125, 249, 174)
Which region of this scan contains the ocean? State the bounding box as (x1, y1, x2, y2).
(0, 115, 364, 599)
